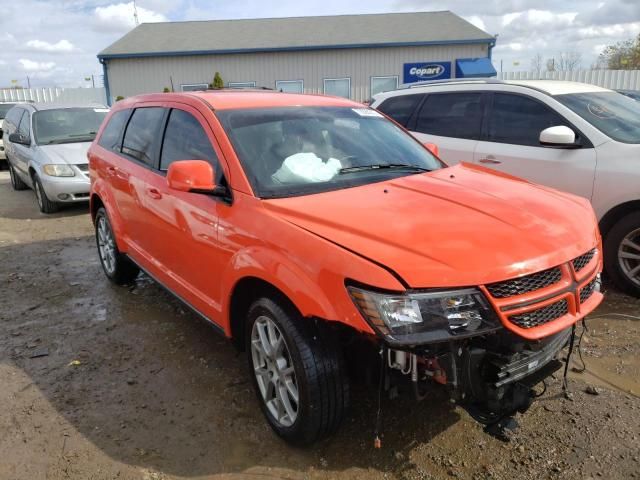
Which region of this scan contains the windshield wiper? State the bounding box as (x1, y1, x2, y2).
(339, 163, 430, 174)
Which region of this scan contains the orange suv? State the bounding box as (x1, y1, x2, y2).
(89, 91, 603, 444)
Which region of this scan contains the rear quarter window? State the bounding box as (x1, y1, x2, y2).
(376, 94, 424, 127)
(98, 109, 131, 151)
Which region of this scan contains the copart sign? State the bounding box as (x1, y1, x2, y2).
(403, 62, 452, 83)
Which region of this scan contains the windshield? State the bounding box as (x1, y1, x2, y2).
(555, 91, 640, 144)
(216, 106, 442, 198)
(33, 107, 109, 145)
(0, 104, 16, 119)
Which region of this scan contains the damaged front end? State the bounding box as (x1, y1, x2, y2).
(348, 276, 599, 436)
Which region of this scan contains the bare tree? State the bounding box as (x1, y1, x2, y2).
(531, 53, 543, 76)
(557, 51, 582, 71)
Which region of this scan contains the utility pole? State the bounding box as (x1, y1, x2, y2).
(91, 75, 95, 88)
(133, 0, 139, 26)
(26, 76, 31, 89)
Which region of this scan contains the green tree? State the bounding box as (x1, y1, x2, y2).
(163, 87, 170, 93)
(599, 34, 640, 69)
(115, 95, 124, 101)
(213, 72, 224, 89)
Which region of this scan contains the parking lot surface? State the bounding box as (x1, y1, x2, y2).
(1, 170, 639, 480)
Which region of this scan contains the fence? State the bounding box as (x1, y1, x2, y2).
(0, 87, 107, 105)
(498, 69, 640, 90)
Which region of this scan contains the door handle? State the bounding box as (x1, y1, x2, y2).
(479, 155, 502, 165)
(146, 188, 162, 199)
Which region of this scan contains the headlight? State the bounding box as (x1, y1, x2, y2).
(42, 164, 75, 177)
(348, 286, 501, 342)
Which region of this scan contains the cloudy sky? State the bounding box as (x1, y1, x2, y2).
(1, 0, 639, 88)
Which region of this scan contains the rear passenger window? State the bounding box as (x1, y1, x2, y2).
(376, 94, 423, 127)
(98, 110, 130, 151)
(122, 107, 165, 166)
(415, 92, 483, 140)
(160, 109, 219, 174)
(18, 111, 31, 138)
(488, 93, 569, 147)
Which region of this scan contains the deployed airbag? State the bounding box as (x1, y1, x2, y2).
(272, 152, 342, 184)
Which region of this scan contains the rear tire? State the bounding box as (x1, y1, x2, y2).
(246, 297, 349, 445)
(32, 173, 59, 213)
(604, 212, 640, 297)
(8, 162, 27, 191)
(95, 207, 140, 285)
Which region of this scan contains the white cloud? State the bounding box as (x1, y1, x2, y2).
(19, 59, 57, 72)
(463, 15, 486, 31)
(25, 39, 78, 53)
(93, 2, 168, 33)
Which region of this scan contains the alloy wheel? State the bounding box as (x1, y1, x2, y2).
(34, 180, 44, 209)
(618, 227, 640, 287)
(97, 215, 117, 276)
(251, 315, 299, 427)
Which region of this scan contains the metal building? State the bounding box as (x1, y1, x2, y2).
(98, 11, 497, 105)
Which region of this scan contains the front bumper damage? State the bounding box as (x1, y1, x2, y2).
(385, 326, 572, 432)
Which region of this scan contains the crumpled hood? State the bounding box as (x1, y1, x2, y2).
(264, 164, 600, 288)
(38, 142, 91, 165)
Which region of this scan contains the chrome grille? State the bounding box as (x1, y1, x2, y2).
(573, 249, 596, 273)
(76, 163, 89, 172)
(509, 299, 569, 329)
(486, 267, 562, 298)
(580, 278, 598, 304)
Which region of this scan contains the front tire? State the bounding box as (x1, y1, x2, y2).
(32, 173, 59, 213)
(246, 297, 349, 445)
(95, 207, 140, 285)
(604, 212, 640, 296)
(8, 162, 28, 191)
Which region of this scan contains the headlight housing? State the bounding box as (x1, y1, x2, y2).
(348, 286, 501, 343)
(42, 164, 75, 177)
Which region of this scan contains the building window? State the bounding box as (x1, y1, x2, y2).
(276, 80, 304, 94)
(181, 83, 208, 92)
(371, 76, 399, 97)
(228, 81, 256, 89)
(324, 78, 351, 98)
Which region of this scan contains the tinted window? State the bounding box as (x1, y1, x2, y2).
(376, 94, 423, 127)
(18, 111, 31, 138)
(121, 107, 165, 166)
(415, 93, 483, 140)
(98, 109, 130, 151)
(160, 110, 219, 174)
(489, 94, 569, 146)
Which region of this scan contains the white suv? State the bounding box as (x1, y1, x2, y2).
(372, 80, 640, 296)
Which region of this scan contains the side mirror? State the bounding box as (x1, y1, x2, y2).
(423, 142, 439, 157)
(167, 160, 216, 193)
(9, 132, 30, 146)
(539, 126, 577, 147)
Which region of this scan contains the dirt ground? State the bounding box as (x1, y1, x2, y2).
(1, 170, 639, 480)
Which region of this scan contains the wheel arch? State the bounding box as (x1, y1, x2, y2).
(229, 276, 301, 351)
(599, 200, 640, 239)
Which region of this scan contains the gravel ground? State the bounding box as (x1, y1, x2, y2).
(0, 170, 639, 480)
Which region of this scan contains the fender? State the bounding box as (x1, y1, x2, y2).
(219, 245, 384, 337)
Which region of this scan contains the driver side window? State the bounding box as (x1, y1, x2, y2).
(160, 109, 220, 179)
(18, 111, 31, 139)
